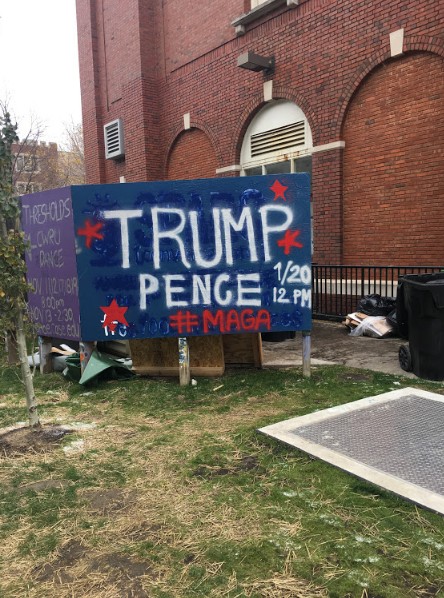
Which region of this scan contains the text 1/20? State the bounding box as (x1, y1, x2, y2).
(273, 261, 311, 285)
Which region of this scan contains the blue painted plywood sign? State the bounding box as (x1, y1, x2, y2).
(24, 175, 311, 341)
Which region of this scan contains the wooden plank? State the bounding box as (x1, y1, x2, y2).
(97, 339, 130, 357)
(302, 330, 311, 378)
(131, 366, 225, 377)
(39, 336, 53, 374)
(80, 341, 95, 374)
(251, 333, 263, 368)
(178, 337, 190, 386)
(130, 335, 225, 377)
(223, 333, 261, 365)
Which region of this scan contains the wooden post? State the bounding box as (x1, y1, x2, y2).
(6, 330, 18, 367)
(302, 330, 311, 378)
(80, 341, 95, 374)
(39, 336, 53, 374)
(178, 337, 190, 386)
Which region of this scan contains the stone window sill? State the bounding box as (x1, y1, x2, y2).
(231, 0, 298, 35)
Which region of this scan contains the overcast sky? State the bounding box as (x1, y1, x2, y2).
(0, 0, 82, 146)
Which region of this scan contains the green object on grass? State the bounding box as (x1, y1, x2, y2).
(63, 352, 82, 383)
(63, 349, 135, 385)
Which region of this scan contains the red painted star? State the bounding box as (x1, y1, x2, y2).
(277, 229, 303, 255)
(77, 220, 104, 249)
(100, 299, 129, 331)
(270, 179, 289, 202)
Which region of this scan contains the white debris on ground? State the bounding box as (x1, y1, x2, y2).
(0, 422, 28, 435)
(60, 422, 97, 431)
(344, 312, 394, 338)
(63, 439, 85, 455)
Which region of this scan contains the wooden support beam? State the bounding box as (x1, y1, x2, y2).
(39, 336, 53, 374)
(80, 341, 95, 374)
(178, 337, 190, 386)
(302, 330, 311, 378)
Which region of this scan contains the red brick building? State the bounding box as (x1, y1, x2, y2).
(75, 0, 444, 267)
(12, 141, 59, 195)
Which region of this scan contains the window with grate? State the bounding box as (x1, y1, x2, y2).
(250, 121, 305, 157)
(241, 100, 313, 252)
(104, 118, 125, 160)
(240, 100, 312, 171)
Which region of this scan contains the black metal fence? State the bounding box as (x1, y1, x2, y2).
(312, 265, 444, 321)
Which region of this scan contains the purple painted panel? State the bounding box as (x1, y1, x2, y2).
(22, 187, 81, 340)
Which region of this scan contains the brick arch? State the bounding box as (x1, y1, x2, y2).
(230, 87, 319, 164)
(166, 123, 220, 181)
(164, 120, 222, 178)
(336, 36, 444, 139)
(273, 86, 319, 144)
(342, 50, 444, 266)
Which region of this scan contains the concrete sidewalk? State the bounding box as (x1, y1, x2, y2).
(262, 320, 416, 378)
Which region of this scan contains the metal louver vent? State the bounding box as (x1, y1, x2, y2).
(104, 118, 125, 159)
(250, 121, 305, 157)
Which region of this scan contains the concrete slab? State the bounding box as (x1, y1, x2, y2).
(262, 320, 416, 378)
(259, 387, 444, 514)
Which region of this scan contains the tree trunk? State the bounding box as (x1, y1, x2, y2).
(15, 307, 40, 429)
(0, 119, 40, 430)
(0, 217, 7, 241)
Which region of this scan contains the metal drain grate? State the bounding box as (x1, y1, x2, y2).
(259, 388, 444, 514)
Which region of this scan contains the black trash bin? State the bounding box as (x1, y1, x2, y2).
(398, 273, 444, 380)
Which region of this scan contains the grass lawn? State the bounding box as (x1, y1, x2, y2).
(0, 360, 443, 597)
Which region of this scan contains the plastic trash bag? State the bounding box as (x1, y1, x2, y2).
(356, 294, 396, 317)
(349, 316, 393, 338)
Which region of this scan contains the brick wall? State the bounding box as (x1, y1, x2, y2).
(312, 149, 343, 264)
(160, 0, 243, 73)
(11, 141, 59, 193)
(167, 128, 218, 180)
(76, 0, 444, 264)
(343, 52, 444, 266)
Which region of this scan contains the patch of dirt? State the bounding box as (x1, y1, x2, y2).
(124, 522, 163, 542)
(0, 425, 73, 458)
(34, 540, 88, 583)
(337, 372, 372, 382)
(88, 552, 152, 578)
(86, 554, 153, 597)
(193, 455, 263, 478)
(238, 455, 260, 471)
(16, 479, 70, 495)
(32, 540, 153, 597)
(81, 488, 137, 515)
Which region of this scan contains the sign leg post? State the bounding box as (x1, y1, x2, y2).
(302, 330, 311, 378)
(80, 341, 95, 375)
(39, 336, 53, 374)
(178, 337, 190, 386)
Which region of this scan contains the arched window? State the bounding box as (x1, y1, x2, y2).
(240, 99, 312, 178)
(241, 99, 313, 252)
